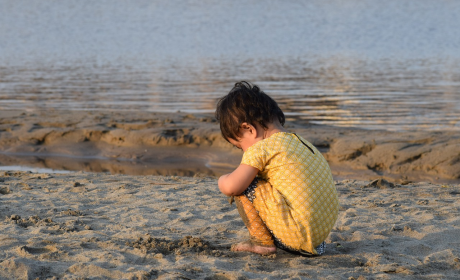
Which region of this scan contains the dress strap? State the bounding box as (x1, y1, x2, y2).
(293, 133, 315, 154)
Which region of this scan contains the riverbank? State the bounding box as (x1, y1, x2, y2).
(0, 109, 459, 183)
(1, 109, 459, 279)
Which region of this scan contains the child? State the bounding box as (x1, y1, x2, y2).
(216, 81, 339, 256)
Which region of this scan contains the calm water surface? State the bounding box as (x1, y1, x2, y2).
(1, 0, 460, 132)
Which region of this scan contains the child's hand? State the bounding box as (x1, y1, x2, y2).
(218, 164, 258, 196)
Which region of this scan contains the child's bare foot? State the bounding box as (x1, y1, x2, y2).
(230, 241, 276, 255)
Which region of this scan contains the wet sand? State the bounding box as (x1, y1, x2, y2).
(0, 109, 459, 183)
(0, 171, 459, 279)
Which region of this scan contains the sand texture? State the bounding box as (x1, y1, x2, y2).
(0, 172, 459, 279)
(1, 109, 460, 279)
(1, 110, 459, 183)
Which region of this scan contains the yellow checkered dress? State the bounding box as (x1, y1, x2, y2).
(241, 132, 339, 254)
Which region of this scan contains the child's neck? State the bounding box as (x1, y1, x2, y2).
(261, 121, 288, 140)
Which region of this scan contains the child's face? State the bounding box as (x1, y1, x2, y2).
(227, 123, 263, 152)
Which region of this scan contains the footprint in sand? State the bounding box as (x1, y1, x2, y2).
(0, 186, 11, 195)
(16, 245, 57, 257)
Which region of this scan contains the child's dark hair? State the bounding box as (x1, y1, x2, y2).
(215, 81, 285, 142)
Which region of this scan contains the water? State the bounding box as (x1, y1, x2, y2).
(0, 165, 71, 174)
(1, 0, 460, 133)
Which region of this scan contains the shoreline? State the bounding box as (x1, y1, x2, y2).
(0, 171, 459, 279)
(1, 109, 459, 184)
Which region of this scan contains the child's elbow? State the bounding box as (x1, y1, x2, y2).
(220, 187, 238, 197)
(218, 177, 239, 196)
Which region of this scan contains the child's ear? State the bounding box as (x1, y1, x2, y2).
(240, 122, 257, 136)
(240, 122, 250, 130)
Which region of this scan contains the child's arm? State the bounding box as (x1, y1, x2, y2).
(218, 164, 259, 196)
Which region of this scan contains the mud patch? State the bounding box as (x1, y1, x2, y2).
(126, 235, 225, 256)
(5, 215, 53, 228)
(363, 179, 396, 189)
(60, 209, 84, 216)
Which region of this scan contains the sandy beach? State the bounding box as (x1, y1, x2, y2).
(0, 172, 459, 279)
(0, 109, 459, 279)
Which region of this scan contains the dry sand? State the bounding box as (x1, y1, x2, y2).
(0, 172, 459, 279)
(1, 109, 460, 279)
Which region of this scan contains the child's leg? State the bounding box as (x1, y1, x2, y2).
(232, 194, 276, 254)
